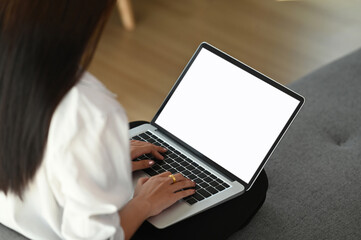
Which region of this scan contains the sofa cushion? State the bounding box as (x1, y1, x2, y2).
(0, 224, 27, 240)
(229, 48, 361, 240)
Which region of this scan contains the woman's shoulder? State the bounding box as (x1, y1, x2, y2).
(66, 71, 124, 117)
(44, 71, 132, 200)
(46, 71, 129, 162)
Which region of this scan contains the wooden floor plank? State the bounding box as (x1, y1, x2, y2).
(89, 0, 361, 121)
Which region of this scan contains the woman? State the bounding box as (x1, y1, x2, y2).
(0, 1, 268, 239)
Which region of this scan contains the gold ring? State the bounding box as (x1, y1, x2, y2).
(168, 174, 176, 184)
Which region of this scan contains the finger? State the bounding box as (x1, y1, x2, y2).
(137, 177, 150, 185)
(151, 150, 165, 160)
(150, 145, 167, 159)
(131, 141, 166, 160)
(154, 171, 176, 183)
(156, 171, 172, 178)
(132, 160, 155, 171)
(173, 173, 187, 181)
(171, 180, 195, 192)
(167, 173, 187, 184)
(155, 145, 167, 153)
(130, 140, 153, 159)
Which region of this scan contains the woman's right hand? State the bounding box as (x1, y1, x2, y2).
(133, 172, 196, 218)
(119, 172, 195, 239)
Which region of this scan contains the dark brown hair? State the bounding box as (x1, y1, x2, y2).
(0, 0, 116, 197)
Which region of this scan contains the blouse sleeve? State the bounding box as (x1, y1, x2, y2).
(46, 106, 132, 240)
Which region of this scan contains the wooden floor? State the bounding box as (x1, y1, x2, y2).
(88, 0, 361, 122)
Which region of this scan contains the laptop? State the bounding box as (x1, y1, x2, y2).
(130, 42, 304, 229)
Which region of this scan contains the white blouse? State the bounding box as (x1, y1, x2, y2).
(0, 72, 133, 240)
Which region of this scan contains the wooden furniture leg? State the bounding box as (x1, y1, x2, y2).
(117, 0, 135, 31)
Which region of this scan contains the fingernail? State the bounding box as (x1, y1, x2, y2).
(163, 148, 167, 151)
(149, 161, 154, 166)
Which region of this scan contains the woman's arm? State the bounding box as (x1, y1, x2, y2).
(118, 196, 150, 240)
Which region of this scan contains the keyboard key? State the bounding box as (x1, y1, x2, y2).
(159, 166, 168, 172)
(183, 195, 192, 200)
(144, 168, 157, 176)
(198, 166, 205, 171)
(176, 166, 185, 172)
(222, 183, 230, 188)
(163, 158, 174, 164)
(198, 172, 206, 178)
(177, 160, 187, 166)
(183, 172, 193, 178)
(209, 174, 217, 179)
(139, 133, 150, 140)
(185, 197, 198, 205)
(144, 154, 154, 160)
(152, 165, 162, 171)
(190, 161, 199, 167)
(199, 182, 209, 188)
(152, 136, 161, 142)
(203, 177, 213, 183)
(182, 170, 191, 176)
(132, 136, 142, 141)
(208, 180, 219, 187)
(157, 160, 166, 165)
(215, 185, 226, 191)
(215, 178, 223, 183)
(186, 165, 195, 171)
(205, 186, 219, 195)
(156, 168, 166, 174)
(193, 192, 205, 201)
(193, 178, 203, 184)
(170, 162, 180, 168)
(182, 161, 190, 167)
(184, 158, 193, 163)
(188, 174, 196, 180)
(204, 170, 211, 175)
(198, 189, 211, 198)
(192, 168, 201, 175)
(162, 164, 172, 170)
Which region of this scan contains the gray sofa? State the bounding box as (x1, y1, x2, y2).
(1, 49, 361, 240)
(229, 48, 361, 240)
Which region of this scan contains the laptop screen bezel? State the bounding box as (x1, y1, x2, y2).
(151, 42, 304, 190)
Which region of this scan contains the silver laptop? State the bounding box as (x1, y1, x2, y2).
(130, 42, 304, 229)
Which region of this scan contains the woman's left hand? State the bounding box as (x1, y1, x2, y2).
(130, 140, 167, 172)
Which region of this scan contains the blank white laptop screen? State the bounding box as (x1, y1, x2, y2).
(155, 48, 300, 183)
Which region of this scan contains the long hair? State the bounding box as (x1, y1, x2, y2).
(0, 0, 116, 197)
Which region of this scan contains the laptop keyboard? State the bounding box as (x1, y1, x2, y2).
(131, 131, 230, 205)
